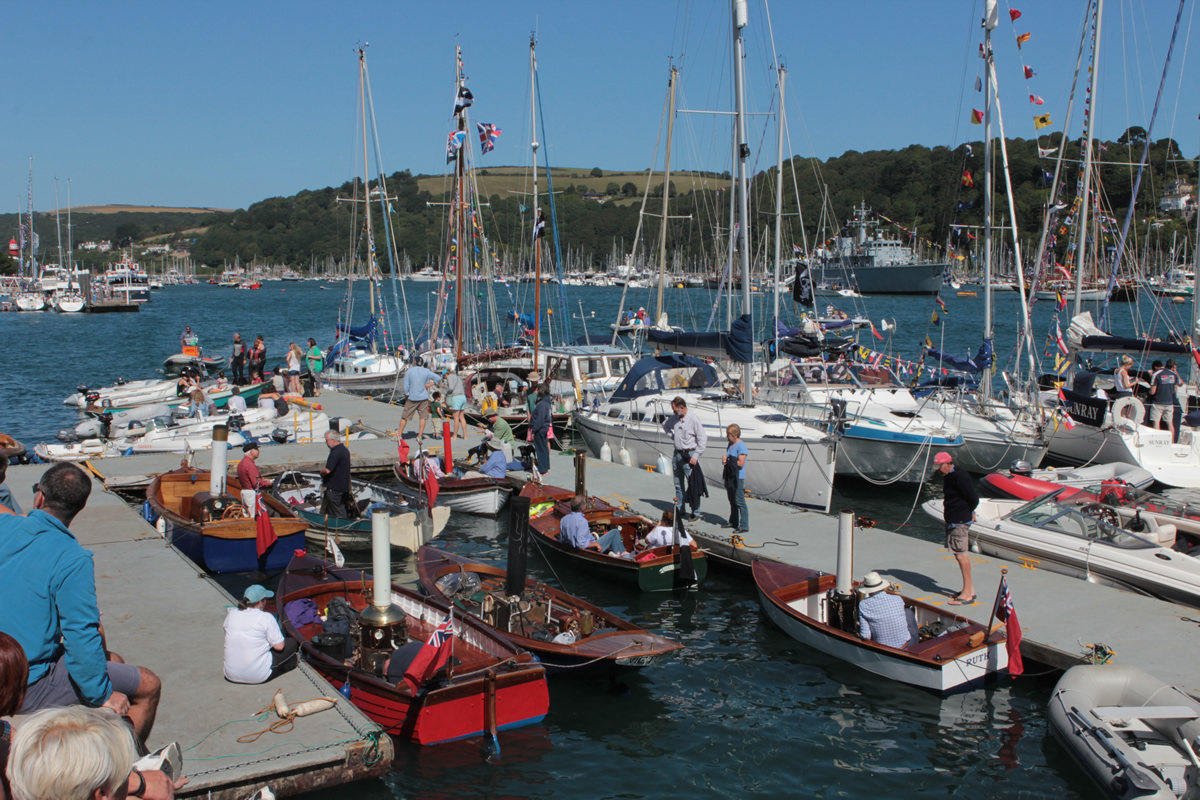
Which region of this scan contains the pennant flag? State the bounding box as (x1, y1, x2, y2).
(924, 336, 934, 349)
(1055, 264, 1072, 281)
(1055, 353, 1071, 376)
(1055, 291, 1067, 312)
(975, 76, 982, 93)
(936, 296, 948, 313)
(793, 264, 814, 308)
(1052, 200, 1068, 211)
(402, 612, 455, 695)
(445, 130, 466, 163)
(1029, 94, 1044, 105)
(792, 244, 803, 254)
(1016, 32, 1031, 49)
(1061, 410, 1076, 430)
(931, 311, 941, 326)
(1055, 320, 1070, 356)
(453, 85, 474, 114)
(254, 492, 277, 557)
(533, 209, 546, 241)
(1033, 113, 1053, 130)
(994, 576, 1024, 676)
(1009, 8, 1022, 21)
(965, 143, 974, 157)
(971, 109, 984, 125)
(961, 169, 974, 187)
(325, 535, 345, 568)
(1042, 169, 1054, 185)
(869, 321, 884, 341)
(1038, 146, 1058, 157)
(477, 122, 501, 155)
(1024, 66, 1037, 79)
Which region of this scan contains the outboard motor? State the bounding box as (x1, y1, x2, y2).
(115, 376, 127, 386)
(270, 428, 289, 444)
(226, 414, 245, 432)
(828, 398, 848, 435)
(85, 391, 101, 407)
(1009, 460, 1033, 477)
(98, 412, 114, 440)
(56, 429, 79, 443)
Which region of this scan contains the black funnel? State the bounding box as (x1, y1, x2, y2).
(506, 494, 531, 597)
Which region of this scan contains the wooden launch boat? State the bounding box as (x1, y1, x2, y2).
(753, 559, 1008, 694)
(147, 467, 308, 573)
(1048, 664, 1200, 799)
(277, 553, 548, 745)
(517, 482, 707, 592)
(272, 471, 450, 551)
(393, 460, 512, 517)
(416, 547, 683, 677)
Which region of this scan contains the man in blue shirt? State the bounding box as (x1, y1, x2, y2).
(0, 463, 162, 745)
(1150, 358, 1181, 438)
(557, 495, 628, 555)
(398, 365, 441, 441)
(857, 571, 912, 649)
(458, 441, 509, 480)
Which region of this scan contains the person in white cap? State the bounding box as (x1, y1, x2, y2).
(857, 572, 912, 649)
(935, 450, 978, 604)
(223, 584, 298, 684)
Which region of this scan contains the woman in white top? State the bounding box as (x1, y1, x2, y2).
(640, 509, 698, 550)
(1113, 355, 1135, 399)
(223, 584, 298, 684)
(286, 343, 304, 395)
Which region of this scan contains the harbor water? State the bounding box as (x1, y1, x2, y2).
(2, 281, 1169, 798)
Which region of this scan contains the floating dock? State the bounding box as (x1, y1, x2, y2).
(3, 470, 393, 799)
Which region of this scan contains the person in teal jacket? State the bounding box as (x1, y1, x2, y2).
(0, 463, 162, 745)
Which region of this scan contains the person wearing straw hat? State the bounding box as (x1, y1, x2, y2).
(857, 572, 912, 649)
(936, 450, 978, 604)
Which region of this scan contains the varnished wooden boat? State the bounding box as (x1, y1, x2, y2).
(393, 460, 512, 517)
(147, 467, 308, 573)
(518, 482, 707, 592)
(416, 547, 683, 677)
(277, 554, 548, 745)
(753, 559, 1008, 694)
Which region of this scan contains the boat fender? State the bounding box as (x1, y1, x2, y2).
(599, 442, 612, 462)
(272, 689, 291, 718)
(657, 452, 672, 477)
(618, 445, 632, 467)
(289, 697, 338, 717)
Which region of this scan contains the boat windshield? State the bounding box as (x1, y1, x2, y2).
(1009, 498, 1156, 549)
(1077, 484, 1195, 519)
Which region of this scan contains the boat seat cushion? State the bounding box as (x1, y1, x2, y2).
(1152, 523, 1178, 547)
(1092, 705, 1199, 721)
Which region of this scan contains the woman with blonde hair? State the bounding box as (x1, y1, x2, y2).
(286, 343, 304, 395)
(721, 424, 749, 533)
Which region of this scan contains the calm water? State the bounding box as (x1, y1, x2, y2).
(3, 280, 1165, 798)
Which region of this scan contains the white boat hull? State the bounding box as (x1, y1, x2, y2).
(1045, 414, 1200, 488)
(757, 587, 1006, 693)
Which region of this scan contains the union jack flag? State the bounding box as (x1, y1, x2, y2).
(477, 122, 502, 155)
(993, 576, 1024, 675)
(402, 613, 456, 695)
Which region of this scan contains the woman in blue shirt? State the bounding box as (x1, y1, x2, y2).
(722, 424, 749, 533)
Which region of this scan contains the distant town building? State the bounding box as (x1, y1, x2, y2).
(78, 240, 113, 252)
(1160, 179, 1196, 215)
(143, 244, 170, 254)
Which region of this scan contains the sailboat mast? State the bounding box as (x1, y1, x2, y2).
(530, 35, 542, 370)
(454, 46, 466, 362)
(357, 47, 378, 351)
(981, 13, 994, 400)
(732, 0, 753, 405)
(772, 65, 786, 372)
(1072, 0, 1103, 317)
(655, 67, 678, 323)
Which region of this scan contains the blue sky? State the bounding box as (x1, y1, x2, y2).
(3, 0, 1195, 211)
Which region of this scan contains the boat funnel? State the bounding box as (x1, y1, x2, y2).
(358, 509, 407, 675)
(835, 508, 854, 596)
(574, 450, 587, 499)
(210, 425, 229, 497)
(506, 495, 531, 597)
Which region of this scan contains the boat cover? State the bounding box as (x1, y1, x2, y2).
(646, 314, 754, 362)
(609, 355, 719, 403)
(1065, 311, 1190, 355)
(925, 339, 993, 374)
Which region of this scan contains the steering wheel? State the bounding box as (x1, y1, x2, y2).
(1079, 503, 1121, 528)
(222, 504, 249, 520)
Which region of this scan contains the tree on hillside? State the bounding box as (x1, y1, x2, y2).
(0, 250, 15, 276)
(590, 167, 604, 178)
(622, 182, 638, 197)
(114, 223, 141, 247)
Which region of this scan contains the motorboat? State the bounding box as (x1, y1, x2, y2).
(393, 458, 512, 518)
(1048, 664, 1200, 799)
(518, 481, 708, 593)
(65, 378, 182, 409)
(272, 470, 450, 551)
(277, 552, 549, 745)
(923, 489, 1200, 607)
(573, 354, 838, 512)
(980, 461, 1154, 499)
(163, 353, 226, 373)
(126, 409, 331, 455)
(416, 547, 683, 678)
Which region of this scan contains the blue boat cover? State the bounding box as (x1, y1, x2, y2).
(646, 314, 754, 362)
(1079, 335, 1190, 355)
(336, 316, 377, 343)
(507, 310, 536, 330)
(925, 339, 993, 374)
(609, 355, 719, 403)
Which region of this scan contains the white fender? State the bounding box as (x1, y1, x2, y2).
(272, 688, 290, 718)
(290, 696, 338, 717)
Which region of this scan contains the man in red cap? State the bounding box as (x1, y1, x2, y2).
(935, 450, 978, 604)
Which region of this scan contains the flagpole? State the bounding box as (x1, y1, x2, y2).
(983, 568, 1007, 643)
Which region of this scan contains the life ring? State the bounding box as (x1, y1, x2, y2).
(670, 374, 686, 389)
(1110, 396, 1145, 429)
